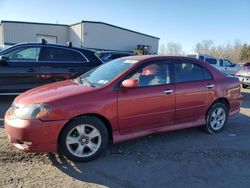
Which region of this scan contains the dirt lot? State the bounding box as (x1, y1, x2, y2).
(0, 89, 249, 188)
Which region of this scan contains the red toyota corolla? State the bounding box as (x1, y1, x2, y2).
(5, 56, 243, 162)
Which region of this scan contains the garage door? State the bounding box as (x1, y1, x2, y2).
(37, 35, 57, 44)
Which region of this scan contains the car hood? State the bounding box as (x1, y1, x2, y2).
(15, 80, 97, 105)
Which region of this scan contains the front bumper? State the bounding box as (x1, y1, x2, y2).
(242, 77, 250, 86)
(4, 109, 67, 152)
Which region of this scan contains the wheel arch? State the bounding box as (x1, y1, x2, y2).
(207, 97, 230, 116)
(57, 113, 113, 151)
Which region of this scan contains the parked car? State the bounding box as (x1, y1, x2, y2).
(187, 53, 239, 75)
(235, 64, 250, 88)
(5, 56, 242, 162)
(242, 62, 250, 69)
(0, 42, 103, 94)
(95, 51, 134, 63)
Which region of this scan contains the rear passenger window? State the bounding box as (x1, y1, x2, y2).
(199, 56, 204, 61)
(40, 47, 87, 62)
(219, 59, 224, 67)
(205, 58, 217, 65)
(174, 62, 204, 83)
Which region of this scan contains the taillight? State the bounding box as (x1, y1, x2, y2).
(243, 66, 248, 69)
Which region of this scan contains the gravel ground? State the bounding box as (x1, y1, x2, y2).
(0, 89, 249, 188)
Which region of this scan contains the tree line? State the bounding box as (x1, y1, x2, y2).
(159, 40, 250, 63)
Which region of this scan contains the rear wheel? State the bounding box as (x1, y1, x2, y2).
(205, 103, 228, 134)
(59, 116, 109, 162)
(242, 84, 248, 89)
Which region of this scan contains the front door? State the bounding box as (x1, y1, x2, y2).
(0, 46, 41, 93)
(118, 61, 175, 134)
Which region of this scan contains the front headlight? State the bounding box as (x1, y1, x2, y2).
(10, 103, 51, 120)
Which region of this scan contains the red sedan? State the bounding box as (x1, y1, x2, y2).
(5, 56, 243, 162)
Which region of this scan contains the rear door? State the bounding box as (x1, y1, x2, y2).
(38, 46, 94, 85)
(0, 45, 41, 93)
(173, 59, 215, 124)
(118, 60, 175, 134)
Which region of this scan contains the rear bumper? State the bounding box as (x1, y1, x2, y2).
(228, 94, 243, 116)
(4, 110, 67, 152)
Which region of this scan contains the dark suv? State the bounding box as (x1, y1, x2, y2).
(0, 42, 103, 94)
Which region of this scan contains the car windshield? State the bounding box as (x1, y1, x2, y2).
(75, 58, 138, 87)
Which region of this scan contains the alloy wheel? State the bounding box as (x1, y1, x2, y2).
(66, 124, 102, 158)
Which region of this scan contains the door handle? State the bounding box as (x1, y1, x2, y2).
(163, 89, 174, 94)
(206, 84, 215, 89)
(27, 68, 35, 72)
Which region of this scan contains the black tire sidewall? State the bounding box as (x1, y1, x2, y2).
(242, 84, 248, 89)
(59, 116, 109, 162)
(206, 103, 228, 134)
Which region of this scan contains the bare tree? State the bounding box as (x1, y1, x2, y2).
(159, 43, 166, 55)
(193, 39, 244, 63)
(166, 42, 183, 55)
(194, 40, 214, 54)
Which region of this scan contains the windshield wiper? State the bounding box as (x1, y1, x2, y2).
(77, 77, 96, 87)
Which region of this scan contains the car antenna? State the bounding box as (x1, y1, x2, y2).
(67, 42, 72, 47)
(41, 39, 47, 45)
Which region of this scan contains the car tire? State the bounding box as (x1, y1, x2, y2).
(205, 103, 228, 134)
(58, 116, 109, 162)
(242, 84, 248, 89)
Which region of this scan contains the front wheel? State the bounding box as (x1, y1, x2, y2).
(205, 103, 228, 134)
(58, 116, 109, 162)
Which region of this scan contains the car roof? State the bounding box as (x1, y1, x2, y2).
(7, 42, 92, 51)
(124, 55, 198, 61)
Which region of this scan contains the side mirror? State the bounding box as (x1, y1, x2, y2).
(0, 55, 7, 63)
(121, 79, 138, 88)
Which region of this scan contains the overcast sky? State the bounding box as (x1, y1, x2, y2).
(0, 0, 249, 53)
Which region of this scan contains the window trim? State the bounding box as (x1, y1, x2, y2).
(2, 44, 90, 63)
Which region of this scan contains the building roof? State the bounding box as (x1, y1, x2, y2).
(0, 20, 160, 40)
(71, 20, 160, 40)
(0, 20, 68, 27)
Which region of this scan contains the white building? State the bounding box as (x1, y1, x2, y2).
(0, 20, 159, 53)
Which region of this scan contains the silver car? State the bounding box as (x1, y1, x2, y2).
(187, 54, 239, 75)
(235, 63, 250, 88)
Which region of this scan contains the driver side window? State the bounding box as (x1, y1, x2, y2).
(128, 62, 170, 87)
(224, 60, 233, 67)
(4, 47, 41, 61)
